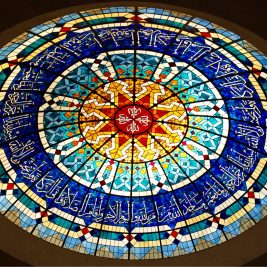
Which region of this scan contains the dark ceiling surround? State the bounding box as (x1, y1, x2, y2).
(1, 214, 267, 266)
(0, 0, 267, 41)
(1, 0, 267, 55)
(0, 1, 267, 266)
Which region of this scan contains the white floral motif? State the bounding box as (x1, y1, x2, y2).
(116, 106, 151, 134)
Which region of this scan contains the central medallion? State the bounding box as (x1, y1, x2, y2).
(115, 105, 153, 135)
(79, 78, 188, 163)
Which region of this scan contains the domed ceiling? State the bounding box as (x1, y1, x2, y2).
(0, 6, 267, 260)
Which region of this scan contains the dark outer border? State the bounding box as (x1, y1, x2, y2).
(1, 1, 267, 266)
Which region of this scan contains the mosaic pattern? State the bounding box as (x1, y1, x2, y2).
(0, 6, 267, 260)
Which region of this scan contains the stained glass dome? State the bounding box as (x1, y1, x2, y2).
(0, 6, 267, 260)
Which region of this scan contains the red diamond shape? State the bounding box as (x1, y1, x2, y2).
(130, 15, 142, 21)
(212, 217, 220, 223)
(60, 27, 72, 32)
(100, 180, 106, 186)
(55, 150, 61, 155)
(41, 211, 48, 217)
(159, 74, 167, 79)
(203, 155, 209, 160)
(8, 59, 18, 66)
(81, 228, 89, 235)
(157, 182, 163, 188)
(248, 192, 255, 198)
(170, 230, 179, 238)
(94, 59, 102, 64)
(252, 68, 261, 76)
(201, 32, 211, 37)
(169, 62, 176, 67)
(7, 183, 14, 190)
(104, 72, 111, 77)
(213, 105, 220, 111)
(125, 234, 134, 241)
(92, 77, 99, 82)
